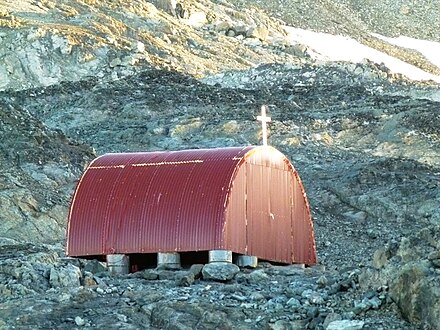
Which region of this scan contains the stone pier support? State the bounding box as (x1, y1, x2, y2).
(157, 252, 181, 269)
(209, 250, 232, 263)
(106, 254, 129, 274)
(236, 255, 258, 268)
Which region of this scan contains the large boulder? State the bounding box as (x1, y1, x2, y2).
(49, 264, 82, 288)
(326, 320, 365, 330)
(389, 261, 440, 329)
(152, 0, 177, 16)
(202, 262, 240, 281)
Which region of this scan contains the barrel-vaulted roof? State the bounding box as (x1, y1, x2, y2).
(67, 147, 255, 256)
(66, 146, 316, 265)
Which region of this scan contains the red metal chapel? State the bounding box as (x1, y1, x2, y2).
(66, 145, 317, 267)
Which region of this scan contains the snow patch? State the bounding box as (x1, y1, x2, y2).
(370, 33, 440, 69)
(284, 26, 440, 83)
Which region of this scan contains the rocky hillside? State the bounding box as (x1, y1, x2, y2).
(1, 0, 440, 91)
(0, 0, 439, 329)
(0, 0, 301, 90)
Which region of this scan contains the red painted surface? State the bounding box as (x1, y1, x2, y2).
(67, 146, 317, 265)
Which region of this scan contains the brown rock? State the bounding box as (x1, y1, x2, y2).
(246, 25, 269, 41)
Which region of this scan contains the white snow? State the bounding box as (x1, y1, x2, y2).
(284, 26, 440, 83)
(370, 33, 440, 69)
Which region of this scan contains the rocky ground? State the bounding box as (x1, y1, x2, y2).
(0, 0, 439, 329)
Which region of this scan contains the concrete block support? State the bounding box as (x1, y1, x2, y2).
(157, 252, 181, 269)
(106, 254, 129, 274)
(236, 255, 258, 268)
(209, 250, 232, 263)
(293, 264, 305, 269)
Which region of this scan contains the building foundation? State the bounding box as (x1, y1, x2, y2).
(157, 252, 181, 269)
(236, 255, 258, 268)
(106, 254, 129, 274)
(209, 250, 232, 263)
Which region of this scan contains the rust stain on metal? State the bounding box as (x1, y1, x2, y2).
(67, 146, 317, 265)
(89, 165, 126, 169)
(132, 160, 204, 167)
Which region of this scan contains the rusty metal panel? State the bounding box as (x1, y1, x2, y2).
(269, 167, 294, 262)
(67, 165, 128, 256)
(167, 152, 234, 251)
(67, 147, 253, 256)
(291, 169, 317, 264)
(67, 145, 316, 265)
(244, 148, 316, 264)
(245, 162, 266, 259)
(224, 165, 247, 253)
(246, 162, 293, 263)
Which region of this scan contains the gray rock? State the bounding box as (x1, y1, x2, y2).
(214, 21, 232, 33)
(248, 269, 269, 283)
(266, 297, 286, 311)
(309, 315, 326, 329)
(175, 3, 187, 19)
(232, 25, 248, 36)
(428, 250, 440, 268)
(226, 29, 236, 37)
(396, 237, 419, 262)
(301, 288, 314, 299)
(323, 313, 342, 329)
(49, 264, 81, 288)
(75, 316, 86, 326)
(202, 262, 240, 281)
(342, 211, 367, 223)
(250, 292, 266, 301)
(290, 319, 308, 329)
(308, 292, 325, 305)
(428, 250, 440, 261)
(358, 267, 384, 290)
(306, 306, 319, 318)
(82, 271, 97, 287)
(283, 43, 309, 58)
(141, 270, 159, 280)
(177, 272, 195, 286)
(326, 320, 365, 330)
(82, 259, 107, 274)
(188, 264, 203, 279)
(372, 247, 392, 269)
(153, 0, 177, 16)
(286, 297, 301, 309)
(389, 261, 439, 329)
(269, 320, 290, 330)
(369, 296, 382, 309)
(353, 299, 370, 315)
(316, 275, 328, 288)
(157, 270, 180, 280)
(246, 25, 269, 41)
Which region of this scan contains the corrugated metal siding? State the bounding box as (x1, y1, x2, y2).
(270, 167, 295, 262)
(243, 147, 316, 265)
(67, 145, 316, 265)
(246, 161, 271, 258)
(291, 169, 317, 264)
(67, 147, 254, 256)
(224, 166, 247, 253)
(245, 161, 294, 263)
